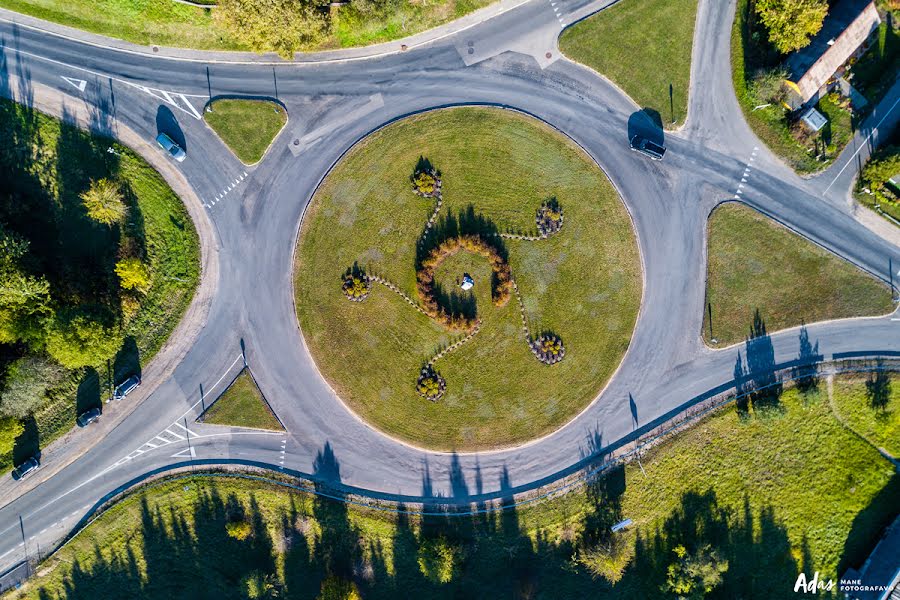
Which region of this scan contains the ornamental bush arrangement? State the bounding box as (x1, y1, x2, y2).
(530, 332, 565, 365)
(416, 365, 446, 401)
(411, 156, 441, 197)
(536, 197, 564, 236)
(341, 263, 370, 302)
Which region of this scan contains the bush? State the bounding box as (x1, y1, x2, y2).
(225, 520, 252, 541)
(81, 178, 127, 226)
(664, 544, 729, 598)
(575, 534, 633, 583)
(859, 145, 900, 205)
(755, 0, 828, 54)
(417, 536, 461, 584)
(749, 66, 789, 105)
(216, 0, 327, 59)
(115, 258, 151, 293)
(45, 309, 123, 369)
(0, 224, 51, 346)
(0, 416, 24, 455)
(413, 171, 437, 195)
(318, 576, 361, 600)
(0, 355, 67, 419)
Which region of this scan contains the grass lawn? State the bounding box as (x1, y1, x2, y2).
(204, 99, 287, 165)
(832, 372, 899, 458)
(199, 369, 282, 431)
(13, 382, 898, 598)
(0, 99, 200, 473)
(703, 202, 894, 347)
(559, 0, 698, 128)
(294, 107, 641, 451)
(0, 0, 493, 53)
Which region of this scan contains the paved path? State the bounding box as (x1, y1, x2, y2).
(0, 0, 898, 577)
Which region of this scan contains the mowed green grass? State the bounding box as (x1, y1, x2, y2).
(703, 203, 894, 347)
(204, 99, 287, 165)
(0, 0, 243, 51)
(200, 369, 282, 431)
(0, 0, 493, 52)
(559, 0, 698, 127)
(14, 383, 898, 598)
(832, 372, 899, 458)
(294, 107, 641, 451)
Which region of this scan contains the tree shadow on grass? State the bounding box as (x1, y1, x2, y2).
(837, 474, 900, 578)
(112, 336, 141, 385)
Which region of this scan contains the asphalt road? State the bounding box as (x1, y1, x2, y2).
(0, 0, 898, 576)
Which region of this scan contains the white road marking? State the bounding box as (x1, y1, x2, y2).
(164, 428, 185, 440)
(823, 93, 900, 195)
(60, 75, 87, 92)
(170, 447, 196, 459)
(174, 422, 198, 436)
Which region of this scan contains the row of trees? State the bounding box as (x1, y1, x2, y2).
(0, 178, 150, 419)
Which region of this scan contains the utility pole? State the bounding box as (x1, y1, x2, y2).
(185, 418, 194, 471)
(19, 515, 29, 576)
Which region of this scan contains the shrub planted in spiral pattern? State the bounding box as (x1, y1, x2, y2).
(416, 235, 511, 331)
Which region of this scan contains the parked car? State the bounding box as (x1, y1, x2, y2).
(113, 375, 141, 401)
(76, 406, 102, 427)
(11, 457, 39, 480)
(630, 135, 666, 160)
(156, 132, 186, 162)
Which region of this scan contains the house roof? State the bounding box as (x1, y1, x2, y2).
(785, 0, 881, 103)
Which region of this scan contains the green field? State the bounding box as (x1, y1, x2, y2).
(294, 107, 641, 451)
(13, 379, 898, 599)
(0, 98, 200, 473)
(559, 0, 698, 128)
(832, 372, 899, 458)
(204, 99, 287, 165)
(0, 0, 492, 53)
(200, 369, 283, 431)
(703, 202, 894, 346)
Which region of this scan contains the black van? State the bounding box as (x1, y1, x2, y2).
(630, 135, 666, 160)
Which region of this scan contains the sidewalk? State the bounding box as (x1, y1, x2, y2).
(0, 0, 535, 65)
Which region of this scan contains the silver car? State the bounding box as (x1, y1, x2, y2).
(113, 375, 141, 401)
(156, 132, 186, 162)
(12, 457, 39, 480)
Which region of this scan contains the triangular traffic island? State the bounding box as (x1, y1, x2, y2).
(204, 98, 287, 165)
(703, 202, 896, 347)
(197, 368, 284, 431)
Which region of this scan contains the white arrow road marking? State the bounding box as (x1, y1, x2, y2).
(61, 76, 87, 92)
(171, 447, 196, 459)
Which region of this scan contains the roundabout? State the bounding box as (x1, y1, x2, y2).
(294, 107, 641, 450)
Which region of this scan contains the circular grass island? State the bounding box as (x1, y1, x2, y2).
(294, 107, 641, 451)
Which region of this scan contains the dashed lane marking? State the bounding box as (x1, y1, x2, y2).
(732, 148, 757, 200)
(204, 172, 248, 209)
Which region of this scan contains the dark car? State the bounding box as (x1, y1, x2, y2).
(11, 457, 39, 480)
(76, 406, 102, 427)
(113, 375, 141, 401)
(630, 135, 666, 160)
(156, 132, 186, 162)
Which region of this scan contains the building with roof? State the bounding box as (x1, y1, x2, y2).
(785, 0, 881, 109)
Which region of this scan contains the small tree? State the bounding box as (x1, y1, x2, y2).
(318, 576, 361, 600)
(45, 310, 123, 369)
(81, 178, 127, 226)
(225, 520, 252, 541)
(664, 544, 728, 599)
(0, 355, 67, 419)
(115, 258, 151, 292)
(216, 0, 327, 59)
(0, 416, 24, 454)
(418, 536, 461, 584)
(0, 225, 51, 346)
(755, 0, 828, 54)
(859, 146, 900, 204)
(750, 66, 789, 105)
